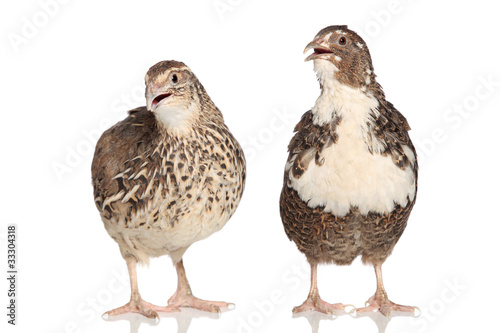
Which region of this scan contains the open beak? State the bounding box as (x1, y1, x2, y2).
(146, 91, 172, 111)
(303, 39, 333, 61)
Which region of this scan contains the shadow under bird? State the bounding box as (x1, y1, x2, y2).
(91, 60, 246, 319)
(280, 25, 418, 316)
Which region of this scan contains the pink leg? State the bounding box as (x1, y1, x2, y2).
(103, 257, 178, 320)
(165, 259, 233, 313)
(293, 262, 351, 315)
(356, 263, 417, 317)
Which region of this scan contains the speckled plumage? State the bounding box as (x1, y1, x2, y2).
(281, 108, 417, 266)
(91, 60, 245, 318)
(92, 107, 245, 264)
(279, 26, 418, 316)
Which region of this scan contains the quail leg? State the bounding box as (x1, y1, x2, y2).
(356, 263, 417, 317)
(103, 257, 177, 320)
(166, 259, 233, 313)
(293, 262, 351, 315)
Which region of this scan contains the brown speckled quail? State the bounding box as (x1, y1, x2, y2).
(280, 26, 418, 316)
(92, 60, 246, 319)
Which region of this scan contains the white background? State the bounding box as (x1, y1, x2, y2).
(1, 0, 499, 332)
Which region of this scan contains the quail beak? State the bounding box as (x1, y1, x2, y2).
(303, 39, 333, 61)
(146, 91, 172, 111)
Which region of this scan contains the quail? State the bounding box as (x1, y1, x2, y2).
(91, 60, 246, 319)
(280, 25, 418, 316)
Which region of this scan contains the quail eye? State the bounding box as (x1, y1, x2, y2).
(338, 36, 347, 45)
(171, 73, 179, 84)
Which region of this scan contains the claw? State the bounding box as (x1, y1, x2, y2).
(344, 304, 356, 315)
(413, 306, 422, 317)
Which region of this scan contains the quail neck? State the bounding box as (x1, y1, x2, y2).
(304, 25, 382, 126)
(145, 60, 220, 136)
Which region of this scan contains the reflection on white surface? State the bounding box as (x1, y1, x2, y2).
(292, 311, 337, 333)
(103, 313, 158, 333)
(352, 310, 417, 333)
(103, 308, 222, 333)
(294, 309, 418, 333)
